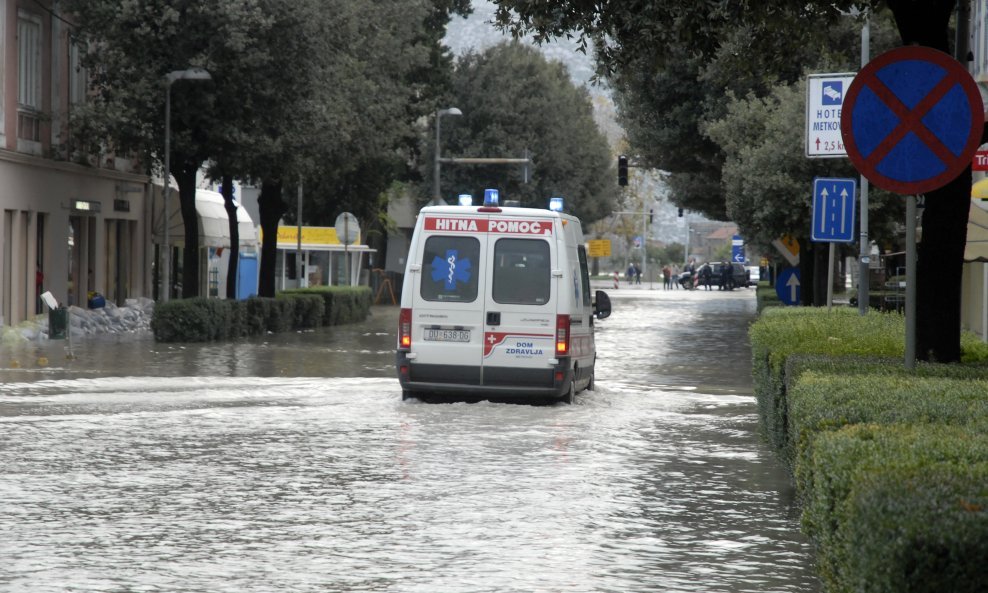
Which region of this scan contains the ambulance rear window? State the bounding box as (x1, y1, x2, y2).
(421, 236, 480, 302)
(493, 238, 550, 305)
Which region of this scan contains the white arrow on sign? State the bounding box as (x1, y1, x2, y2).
(787, 272, 801, 303)
(819, 185, 853, 235)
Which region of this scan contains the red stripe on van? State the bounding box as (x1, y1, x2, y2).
(424, 217, 554, 236)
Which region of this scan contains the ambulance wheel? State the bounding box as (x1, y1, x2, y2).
(562, 381, 576, 405)
(587, 371, 595, 391)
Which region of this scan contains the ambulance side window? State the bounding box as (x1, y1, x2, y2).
(492, 238, 550, 305)
(578, 245, 592, 307)
(421, 236, 480, 302)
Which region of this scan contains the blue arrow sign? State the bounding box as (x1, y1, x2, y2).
(776, 267, 801, 306)
(811, 177, 857, 242)
(731, 235, 745, 263)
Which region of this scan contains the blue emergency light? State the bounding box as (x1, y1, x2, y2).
(548, 197, 564, 212)
(458, 194, 473, 206)
(483, 189, 499, 207)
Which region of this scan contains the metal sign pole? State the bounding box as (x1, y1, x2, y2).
(827, 243, 835, 312)
(905, 194, 917, 369)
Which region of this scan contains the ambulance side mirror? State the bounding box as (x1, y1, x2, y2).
(594, 290, 611, 320)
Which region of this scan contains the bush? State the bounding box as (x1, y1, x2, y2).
(749, 307, 904, 454)
(788, 372, 988, 472)
(845, 461, 988, 593)
(799, 424, 988, 591)
(151, 286, 372, 342)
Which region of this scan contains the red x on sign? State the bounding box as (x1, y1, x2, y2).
(841, 46, 984, 195)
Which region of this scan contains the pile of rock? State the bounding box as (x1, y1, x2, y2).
(1, 297, 155, 344)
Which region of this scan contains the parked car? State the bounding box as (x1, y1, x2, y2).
(707, 262, 749, 289)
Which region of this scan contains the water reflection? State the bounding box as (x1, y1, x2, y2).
(0, 291, 819, 592)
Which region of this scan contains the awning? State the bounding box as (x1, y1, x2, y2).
(195, 189, 258, 249)
(966, 199, 988, 263)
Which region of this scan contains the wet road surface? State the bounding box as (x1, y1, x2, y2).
(0, 287, 820, 592)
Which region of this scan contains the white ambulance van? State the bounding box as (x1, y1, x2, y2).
(396, 191, 611, 403)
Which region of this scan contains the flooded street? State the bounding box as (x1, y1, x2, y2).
(0, 288, 820, 592)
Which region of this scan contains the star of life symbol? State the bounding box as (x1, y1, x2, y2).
(431, 249, 472, 290)
(487, 334, 497, 345)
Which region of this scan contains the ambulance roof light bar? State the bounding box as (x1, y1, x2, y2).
(549, 197, 564, 212)
(458, 194, 473, 206)
(479, 188, 502, 212)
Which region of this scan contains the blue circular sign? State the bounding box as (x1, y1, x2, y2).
(841, 46, 984, 195)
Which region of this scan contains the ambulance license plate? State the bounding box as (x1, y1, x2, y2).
(424, 329, 471, 342)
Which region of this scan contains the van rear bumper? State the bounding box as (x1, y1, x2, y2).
(396, 351, 572, 398)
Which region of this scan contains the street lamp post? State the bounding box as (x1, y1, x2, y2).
(433, 107, 462, 205)
(162, 67, 211, 302)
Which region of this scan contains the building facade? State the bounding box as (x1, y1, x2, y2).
(0, 0, 153, 327)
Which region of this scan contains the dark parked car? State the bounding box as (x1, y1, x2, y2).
(708, 262, 749, 289)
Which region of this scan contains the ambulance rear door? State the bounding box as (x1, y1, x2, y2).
(480, 214, 558, 388)
(410, 214, 489, 385)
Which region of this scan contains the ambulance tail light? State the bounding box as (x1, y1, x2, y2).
(399, 308, 412, 349)
(556, 314, 570, 355)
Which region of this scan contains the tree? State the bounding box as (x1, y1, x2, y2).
(493, 0, 974, 362)
(438, 42, 615, 224)
(67, 0, 469, 299)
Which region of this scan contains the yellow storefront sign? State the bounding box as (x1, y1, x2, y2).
(587, 239, 612, 258)
(260, 226, 359, 247)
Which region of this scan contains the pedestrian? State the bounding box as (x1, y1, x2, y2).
(721, 261, 733, 291)
(627, 263, 635, 284)
(699, 262, 713, 290)
(662, 265, 671, 290)
(672, 264, 680, 290)
(634, 263, 642, 285)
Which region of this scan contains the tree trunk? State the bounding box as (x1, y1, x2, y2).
(798, 238, 814, 306)
(176, 165, 201, 299)
(221, 174, 240, 300)
(257, 179, 285, 298)
(888, 1, 966, 362)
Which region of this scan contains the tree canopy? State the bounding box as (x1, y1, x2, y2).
(438, 42, 615, 223)
(65, 0, 469, 297)
(493, 0, 973, 362)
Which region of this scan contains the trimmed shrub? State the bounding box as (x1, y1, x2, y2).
(799, 424, 988, 591)
(151, 286, 371, 342)
(151, 297, 230, 342)
(749, 307, 904, 454)
(279, 286, 371, 326)
(788, 372, 988, 472)
(844, 461, 988, 593)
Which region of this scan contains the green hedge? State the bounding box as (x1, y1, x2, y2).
(152, 286, 371, 342)
(755, 281, 781, 312)
(801, 424, 988, 593)
(749, 307, 905, 455)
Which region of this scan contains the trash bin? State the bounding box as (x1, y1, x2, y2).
(49, 306, 67, 339)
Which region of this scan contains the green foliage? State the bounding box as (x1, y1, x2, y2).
(750, 308, 905, 445)
(801, 424, 988, 592)
(704, 83, 903, 252)
(152, 287, 370, 342)
(843, 462, 988, 593)
(441, 42, 615, 224)
(789, 372, 988, 471)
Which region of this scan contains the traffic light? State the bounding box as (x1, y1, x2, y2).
(678, 208, 684, 217)
(618, 155, 628, 186)
(649, 208, 654, 224)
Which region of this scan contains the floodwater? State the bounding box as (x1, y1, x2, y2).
(0, 286, 820, 592)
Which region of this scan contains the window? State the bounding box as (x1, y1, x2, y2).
(69, 38, 87, 106)
(492, 238, 550, 305)
(17, 10, 42, 142)
(421, 236, 480, 303)
(577, 245, 591, 307)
